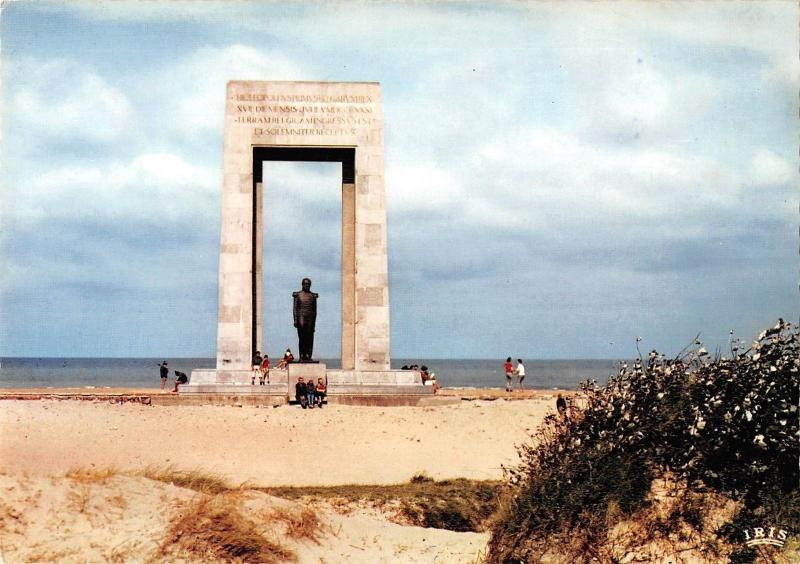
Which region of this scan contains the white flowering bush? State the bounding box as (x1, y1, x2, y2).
(488, 320, 799, 563)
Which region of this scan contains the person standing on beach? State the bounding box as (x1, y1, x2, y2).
(515, 359, 526, 390)
(159, 362, 169, 392)
(504, 357, 514, 392)
(251, 351, 263, 385)
(556, 394, 568, 419)
(260, 354, 270, 385)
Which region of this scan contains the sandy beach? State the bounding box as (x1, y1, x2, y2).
(0, 394, 557, 562)
(0, 393, 555, 485)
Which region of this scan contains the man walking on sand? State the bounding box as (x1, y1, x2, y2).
(515, 359, 526, 390)
(159, 361, 169, 392)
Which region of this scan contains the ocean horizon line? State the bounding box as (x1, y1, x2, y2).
(0, 355, 625, 362)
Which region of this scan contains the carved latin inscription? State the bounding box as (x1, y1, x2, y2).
(231, 92, 378, 136)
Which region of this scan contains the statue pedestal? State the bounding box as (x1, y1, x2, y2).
(287, 363, 327, 398)
(181, 366, 434, 399)
(180, 368, 287, 395)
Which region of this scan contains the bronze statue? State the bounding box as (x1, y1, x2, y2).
(293, 278, 318, 362)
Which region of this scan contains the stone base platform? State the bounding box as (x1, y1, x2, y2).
(154, 394, 288, 407)
(180, 368, 288, 396)
(183, 365, 434, 399)
(180, 383, 287, 395)
(0, 387, 571, 408)
(327, 395, 458, 407)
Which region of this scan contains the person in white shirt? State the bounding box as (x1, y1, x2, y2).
(515, 359, 526, 390)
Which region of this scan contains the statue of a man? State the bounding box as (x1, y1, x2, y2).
(292, 277, 318, 362)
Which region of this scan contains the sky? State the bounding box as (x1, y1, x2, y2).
(1, 0, 797, 360)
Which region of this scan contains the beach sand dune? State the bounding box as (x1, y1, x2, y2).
(0, 399, 552, 486)
(0, 472, 488, 563)
(0, 398, 552, 562)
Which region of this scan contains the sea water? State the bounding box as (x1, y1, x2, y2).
(0, 357, 618, 390)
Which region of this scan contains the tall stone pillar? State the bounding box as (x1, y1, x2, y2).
(341, 182, 356, 370)
(254, 181, 263, 355)
(353, 150, 390, 370)
(215, 134, 255, 370)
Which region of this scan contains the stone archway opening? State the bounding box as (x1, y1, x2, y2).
(253, 148, 354, 368)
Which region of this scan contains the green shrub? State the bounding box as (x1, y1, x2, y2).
(488, 320, 799, 563)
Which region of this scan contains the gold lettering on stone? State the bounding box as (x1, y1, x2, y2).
(235, 94, 373, 103)
(232, 96, 376, 136)
(253, 127, 358, 136)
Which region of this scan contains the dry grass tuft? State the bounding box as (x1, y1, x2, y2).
(22, 548, 78, 562)
(141, 465, 231, 495)
(261, 477, 503, 532)
(65, 466, 118, 484)
(67, 484, 92, 514)
(0, 500, 27, 532)
(268, 507, 322, 544)
(410, 472, 434, 483)
(159, 493, 295, 563)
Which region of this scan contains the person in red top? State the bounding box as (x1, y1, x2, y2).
(504, 357, 514, 392)
(277, 348, 294, 369)
(315, 378, 327, 407)
(260, 355, 270, 385)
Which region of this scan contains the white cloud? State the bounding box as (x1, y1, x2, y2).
(2, 150, 222, 293)
(3, 1, 797, 357)
(480, 128, 730, 212)
(260, 161, 340, 202)
(748, 149, 794, 187)
(59, 1, 539, 50)
(46, 0, 235, 22)
(110, 153, 217, 189)
(386, 164, 461, 212)
(554, 40, 720, 143)
(7, 57, 133, 142)
(540, 1, 797, 87)
(140, 45, 310, 138)
(11, 153, 219, 226)
(602, 63, 671, 130)
(649, 1, 798, 88)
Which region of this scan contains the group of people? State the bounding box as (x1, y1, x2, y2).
(501, 358, 572, 417)
(159, 361, 188, 393)
(503, 357, 526, 392)
(401, 363, 440, 393)
(295, 377, 327, 408)
(251, 348, 295, 385)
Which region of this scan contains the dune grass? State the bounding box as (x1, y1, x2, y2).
(59, 465, 312, 561)
(140, 465, 231, 495)
(268, 507, 322, 544)
(63, 465, 232, 495)
(260, 476, 504, 532)
(158, 493, 295, 563)
(65, 466, 119, 484)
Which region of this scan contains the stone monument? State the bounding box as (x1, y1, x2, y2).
(184, 81, 430, 400)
